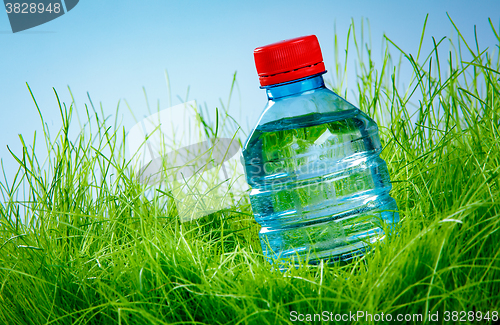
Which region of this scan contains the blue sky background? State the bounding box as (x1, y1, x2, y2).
(1, 0, 500, 183)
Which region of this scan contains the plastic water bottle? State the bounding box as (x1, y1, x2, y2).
(241, 35, 399, 265)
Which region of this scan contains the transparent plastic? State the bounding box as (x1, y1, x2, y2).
(242, 73, 399, 265)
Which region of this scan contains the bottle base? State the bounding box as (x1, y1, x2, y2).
(259, 197, 399, 268)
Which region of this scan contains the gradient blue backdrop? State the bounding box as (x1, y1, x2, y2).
(1, 0, 499, 183)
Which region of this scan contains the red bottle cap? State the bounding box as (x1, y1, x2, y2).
(254, 35, 326, 87)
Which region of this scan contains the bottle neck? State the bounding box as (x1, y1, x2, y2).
(264, 74, 326, 100)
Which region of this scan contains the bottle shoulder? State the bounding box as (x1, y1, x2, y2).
(257, 87, 359, 128)
(243, 87, 379, 152)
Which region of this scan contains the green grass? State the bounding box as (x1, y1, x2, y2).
(1, 16, 500, 324)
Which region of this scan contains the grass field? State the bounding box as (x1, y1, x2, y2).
(1, 17, 500, 324)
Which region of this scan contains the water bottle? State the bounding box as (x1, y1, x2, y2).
(241, 35, 399, 265)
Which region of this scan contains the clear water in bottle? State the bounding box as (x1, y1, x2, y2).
(243, 107, 399, 264)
